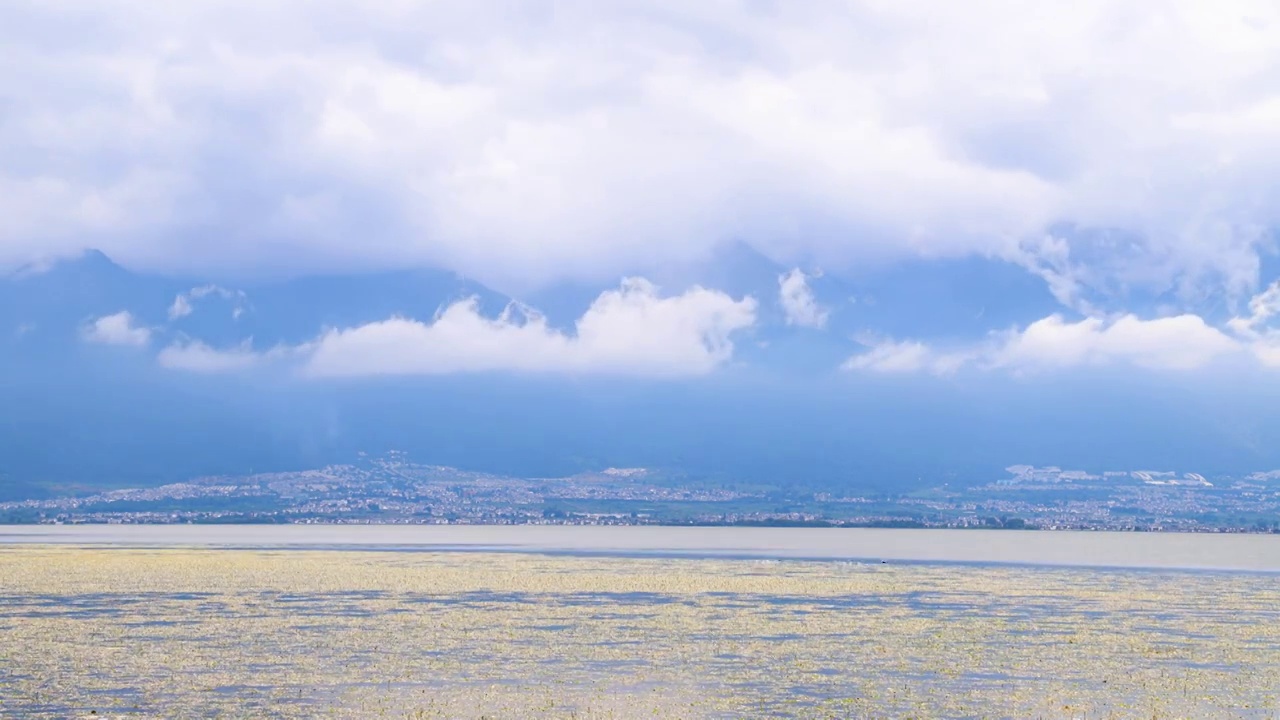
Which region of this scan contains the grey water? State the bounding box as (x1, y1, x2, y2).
(3, 524, 1280, 571)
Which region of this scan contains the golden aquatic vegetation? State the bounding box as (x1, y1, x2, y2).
(1, 547, 1279, 718)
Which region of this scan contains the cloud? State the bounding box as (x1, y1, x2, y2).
(842, 340, 968, 375)
(2, 1, 1280, 303)
(1250, 340, 1280, 368)
(304, 278, 756, 377)
(1228, 279, 1280, 367)
(778, 269, 828, 329)
(150, 278, 755, 377)
(992, 314, 1240, 371)
(83, 311, 151, 346)
(156, 340, 265, 373)
(168, 285, 247, 320)
(1228, 279, 1280, 338)
(846, 312, 1242, 374)
(168, 295, 193, 321)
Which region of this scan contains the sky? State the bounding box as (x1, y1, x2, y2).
(5, 2, 1280, 481)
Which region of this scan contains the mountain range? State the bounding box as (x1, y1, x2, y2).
(2, 247, 1278, 500)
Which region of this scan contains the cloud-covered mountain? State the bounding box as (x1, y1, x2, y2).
(5, 249, 1280, 501)
(6, 2, 1280, 498)
(6, 2, 1280, 307)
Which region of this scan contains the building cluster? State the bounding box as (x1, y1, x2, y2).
(4, 457, 1280, 532)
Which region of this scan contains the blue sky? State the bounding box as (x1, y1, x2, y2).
(5, 2, 1280, 484)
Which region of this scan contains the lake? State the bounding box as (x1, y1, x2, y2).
(2, 526, 1279, 718)
(4, 524, 1280, 570)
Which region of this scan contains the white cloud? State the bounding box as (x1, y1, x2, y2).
(2, 1, 1280, 302)
(846, 312, 1242, 374)
(83, 311, 151, 346)
(842, 340, 968, 375)
(157, 340, 265, 373)
(778, 269, 828, 329)
(1229, 279, 1280, 335)
(1250, 341, 1280, 368)
(1228, 279, 1280, 367)
(168, 295, 193, 320)
(304, 278, 756, 377)
(168, 285, 246, 320)
(992, 314, 1240, 371)
(150, 278, 754, 377)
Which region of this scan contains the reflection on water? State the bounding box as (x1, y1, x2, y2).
(2, 548, 1280, 718)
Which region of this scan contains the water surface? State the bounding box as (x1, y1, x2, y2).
(3, 547, 1279, 718)
(3, 524, 1280, 570)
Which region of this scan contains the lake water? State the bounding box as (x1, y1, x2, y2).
(4, 527, 1280, 717)
(4, 524, 1280, 571)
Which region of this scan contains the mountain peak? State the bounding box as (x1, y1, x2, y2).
(10, 248, 125, 280)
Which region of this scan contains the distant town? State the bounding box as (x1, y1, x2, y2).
(4, 453, 1280, 532)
